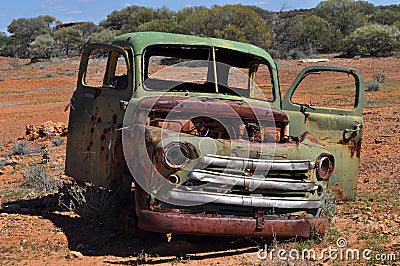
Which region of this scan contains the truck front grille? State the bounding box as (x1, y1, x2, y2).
(165, 154, 321, 209)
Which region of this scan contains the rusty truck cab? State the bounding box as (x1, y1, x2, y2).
(66, 32, 364, 238)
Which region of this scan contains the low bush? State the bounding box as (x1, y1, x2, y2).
(12, 140, 30, 155)
(23, 165, 61, 192)
(51, 137, 64, 147)
(59, 182, 116, 220)
(367, 80, 382, 91)
(367, 70, 386, 91)
(0, 159, 7, 169)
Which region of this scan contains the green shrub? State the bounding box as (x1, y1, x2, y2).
(373, 70, 386, 83)
(12, 140, 30, 155)
(0, 159, 6, 169)
(367, 70, 386, 91)
(29, 33, 56, 59)
(367, 80, 382, 91)
(23, 165, 61, 192)
(59, 183, 116, 220)
(51, 137, 64, 147)
(344, 24, 400, 57)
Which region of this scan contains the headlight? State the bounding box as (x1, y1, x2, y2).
(163, 142, 190, 169)
(316, 154, 334, 181)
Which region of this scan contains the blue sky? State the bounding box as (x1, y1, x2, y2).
(1, 0, 399, 33)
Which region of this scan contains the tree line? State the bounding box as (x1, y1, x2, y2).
(0, 0, 399, 59)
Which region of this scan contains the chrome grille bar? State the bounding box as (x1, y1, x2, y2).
(166, 189, 321, 209)
(199, 154, 315, 172)
(188, 170, 318, 191)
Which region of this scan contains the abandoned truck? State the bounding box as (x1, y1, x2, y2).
(65, 32, 364, 238)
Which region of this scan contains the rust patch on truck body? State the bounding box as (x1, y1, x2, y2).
(138, 96, 289, 122)
(66, 32, 364, 238)
(139, 210, 329, 238)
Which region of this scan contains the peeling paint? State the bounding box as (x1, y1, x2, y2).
(65, 32, 363, 238)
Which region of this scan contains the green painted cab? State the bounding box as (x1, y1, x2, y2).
(65, 32, 363, 237)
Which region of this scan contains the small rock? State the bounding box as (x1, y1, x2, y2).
(374, 138, 385, 144)
(68, 251, 83, 259)
(2, 165, 13, 172)
(166, 233, 172, 243)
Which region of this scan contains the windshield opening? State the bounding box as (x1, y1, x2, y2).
(143, 45, 274, 101)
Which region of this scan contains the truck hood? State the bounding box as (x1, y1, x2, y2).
(136, 96, 289, 123)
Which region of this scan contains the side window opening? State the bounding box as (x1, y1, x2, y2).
(84, 48, 129, 90)
(253, 64, 274, 101)
(227, 66, 249, 90)
(291, 70, 358, 110)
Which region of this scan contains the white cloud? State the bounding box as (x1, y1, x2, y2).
(61, 17, 74, 23)
(45, 6, 71, 12)
(254, 1, 269, 5)
(40, 1, 83, 20)
(67, 10, 83, 15)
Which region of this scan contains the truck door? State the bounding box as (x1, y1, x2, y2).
(282, 66, 364, 200)
(65, 44, 133, 187)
